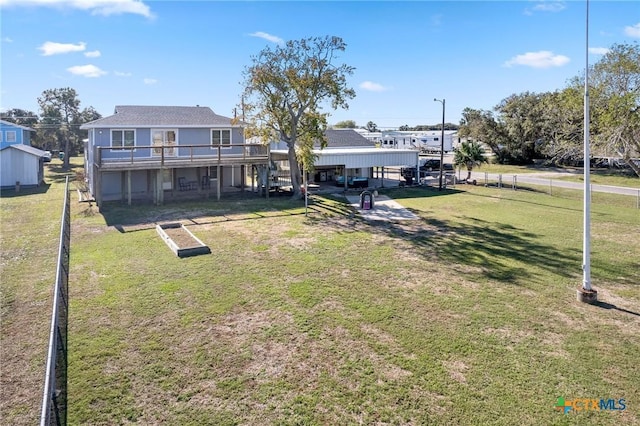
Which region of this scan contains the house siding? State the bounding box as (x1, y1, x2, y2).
(90, 126, 246, 161)
(101, 170, 151, 201)
(0, 147, 44, 188)
(0, 121, 33, 148)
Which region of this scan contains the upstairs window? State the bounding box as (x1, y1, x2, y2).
(211, 129, 231, 147)
(112, 130, 135, 148)
(6, 131, 16, 143)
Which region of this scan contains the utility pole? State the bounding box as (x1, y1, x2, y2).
(434, 98, 445, 190)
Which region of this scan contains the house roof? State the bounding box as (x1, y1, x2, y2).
(80, 105, 240, 129)
(320, 129, 377, 149)
(0, 119, 35, 132)
(0, 143, 47, 157)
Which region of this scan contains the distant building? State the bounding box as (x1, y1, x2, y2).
(0, 119, 34, 149)
(377, 130, 458, 152)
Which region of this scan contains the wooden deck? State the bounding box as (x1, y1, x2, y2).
(95, 144, 270, 171)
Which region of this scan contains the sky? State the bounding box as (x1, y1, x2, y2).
(1, 0, 639, 129)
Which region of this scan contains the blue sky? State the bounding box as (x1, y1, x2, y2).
(1, 0, 638, 129)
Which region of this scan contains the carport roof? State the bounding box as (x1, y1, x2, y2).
(272, 147, 418, 169)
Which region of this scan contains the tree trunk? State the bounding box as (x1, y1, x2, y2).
(287, 143, 303, 197)
(63, 137, 70, 170)
(466, 167, 472, 181)
(622, 156, 640, 178)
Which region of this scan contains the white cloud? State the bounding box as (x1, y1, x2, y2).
(67, 64, 107, 77)
(0, 0, 154, 18)
(248, 32, 284, 45)
(525, 1, 566, 15)
(533, 1, 566, 12)
(143, 78, 157, 85)
(2, 37, 13, 43)
(39, 41, 86, 56)
(625, 23, 640, 38)
(115, 71, 132, 77)
(84, 50, 101, 58)
(359, 81, 389, 92)
(589, 47, 609, 55)
(504, 51, 570, 68)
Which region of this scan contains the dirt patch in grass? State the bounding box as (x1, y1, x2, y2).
(442, 359, 469, 384)
(161, 224, 203, 249)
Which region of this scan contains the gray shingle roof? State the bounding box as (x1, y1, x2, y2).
(80, 105, 239, 128)
(318, 129, 376, 148)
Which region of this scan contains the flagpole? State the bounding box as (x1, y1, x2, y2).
(578, 0, 597, 303)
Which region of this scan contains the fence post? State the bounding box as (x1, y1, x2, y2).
(484, 172, 488, 186)
(549, 179, 553, 196)
(513, 175, 517, 191)
(498, 174, 502, 189)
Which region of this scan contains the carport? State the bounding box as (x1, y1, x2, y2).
(270, 147, 419, 190)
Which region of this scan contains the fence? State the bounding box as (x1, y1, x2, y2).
(40, 176, 71, 426)
(471, 171, 640, 209)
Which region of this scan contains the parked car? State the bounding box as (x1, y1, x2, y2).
(43, 151, 52, 162)
(419, 159, 454, 171)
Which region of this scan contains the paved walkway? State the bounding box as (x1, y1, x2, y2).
(343, 194, 419, 221)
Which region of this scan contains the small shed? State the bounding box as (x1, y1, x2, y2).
(0, 144, 47, 189)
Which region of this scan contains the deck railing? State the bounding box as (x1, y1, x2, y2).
(95, 143, 269, 167)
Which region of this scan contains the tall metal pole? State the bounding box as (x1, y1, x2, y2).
(434, 98, 445, 191)
(583, 0, 591, 291)
(579, 0, 596, 303)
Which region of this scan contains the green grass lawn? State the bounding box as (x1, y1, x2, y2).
(2, 158, 639, 425)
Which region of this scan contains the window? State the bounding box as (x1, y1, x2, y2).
(211, 129, 231, 147)
(112, 130, 135, 148)
(6, 131, 16, 143)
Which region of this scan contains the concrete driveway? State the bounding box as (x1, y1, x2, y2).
(343, 194, 419, 221)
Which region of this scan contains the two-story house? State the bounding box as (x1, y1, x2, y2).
(80, 105, 270, 208)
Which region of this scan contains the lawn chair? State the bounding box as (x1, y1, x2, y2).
(178, 177, 194, 191)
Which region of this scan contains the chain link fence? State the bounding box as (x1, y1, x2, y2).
(40, 176, 70, 426)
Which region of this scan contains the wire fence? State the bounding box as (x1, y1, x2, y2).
(40, 176, 71, 426)
(466, 171, 640, 209)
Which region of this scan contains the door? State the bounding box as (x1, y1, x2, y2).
(152, 130, 177, 157)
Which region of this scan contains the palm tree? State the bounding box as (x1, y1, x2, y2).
(454, 140, 488, 181)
